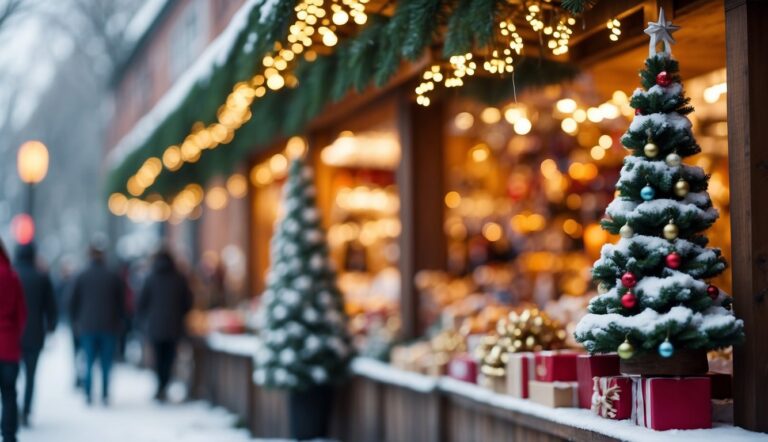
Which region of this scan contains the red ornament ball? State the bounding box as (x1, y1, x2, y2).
(666, 252, 682, 269)
(707, 284, 719, 300)
(656, 71, 672, 87)
(634, 108, 643, 116)
(621, 291, 637, 309)
(621, 272, 637, 288)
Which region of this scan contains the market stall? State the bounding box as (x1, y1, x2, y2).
(106, 0, 768, 438)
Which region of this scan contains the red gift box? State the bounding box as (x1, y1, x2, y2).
(535, 351, 579, 382)
(631, 377, 711, 430)
(577, 354, 620, 409)
(506, 352, 535, 398)
(447, 353, 478, 384)
(591, 376, 632, 420)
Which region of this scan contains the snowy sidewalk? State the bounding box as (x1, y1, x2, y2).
(19, 330, 257, 442)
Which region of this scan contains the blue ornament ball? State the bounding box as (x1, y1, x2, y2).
(658, 340, 674, 358)
(640, 185, 655, 201)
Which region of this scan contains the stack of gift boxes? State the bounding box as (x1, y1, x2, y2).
(446, 349, 733, 430)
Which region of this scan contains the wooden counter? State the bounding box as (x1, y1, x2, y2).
(189, 335, 762, 442)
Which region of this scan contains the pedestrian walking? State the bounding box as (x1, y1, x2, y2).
(0, 239, 27, 442)
(138, 250, 192, 402)
(13, 243, 57, 426)
(69, 245, 125, 405)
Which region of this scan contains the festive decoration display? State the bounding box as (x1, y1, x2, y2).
(656, 71, 672, 87)
(591, 376, 633, 420)
(529, 380, 579, 408)
(620, 272, 636, 288)
(617, 339, 634, 360)
(576, 354, 620, 409)
(621, 292, 637, 309)
(607, 18, 621, 42)
(674, 178, 690, 197)
(254, 158, 353, 390)
(575, 10, 743, 366)
(506, 352, 535, 398)
(658, 338, 674, 358)
(631, 377, 711, 430)
(640, 185, 655, 201)
(643, 142, 659, 158)
(447, 353, 478, 383)
(478, 310, 568, 386)
(707, 284, 720, 300)
(665, 251, 681, 269)
(665, 152, 682, 167)
(107, 0, 578, 208)
(534, 351, 579, 382)
(662, 220, 679, 240)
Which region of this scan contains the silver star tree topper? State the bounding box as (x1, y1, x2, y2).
(644, 8, 680, 56)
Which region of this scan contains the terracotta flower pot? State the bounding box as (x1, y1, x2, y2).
(620, 348, 708, 376)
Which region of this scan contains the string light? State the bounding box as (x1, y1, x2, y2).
(548, 16, 575, 55)
(120, 0, 369, 204)
(607, 18, 621, 42)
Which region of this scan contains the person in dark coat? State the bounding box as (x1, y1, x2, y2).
(0, 239, 26, 442)
(13, 243, 56, 426)
(138, 250, 192, 401)
(69, 246, 125, 405)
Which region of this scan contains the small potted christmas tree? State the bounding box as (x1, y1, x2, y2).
(574, 10, 744, 376)
(254, 157, 353, 439)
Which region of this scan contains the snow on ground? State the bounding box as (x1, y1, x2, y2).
(20, 330, 257, 442)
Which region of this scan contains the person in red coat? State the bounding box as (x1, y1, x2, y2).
(0, 238, 27, 442)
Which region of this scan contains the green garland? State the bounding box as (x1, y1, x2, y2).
(107, 0, 581, 198)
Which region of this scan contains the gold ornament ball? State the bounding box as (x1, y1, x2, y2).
(674, 179, 690, 197)
(663, 221, 679, 240)
(597, 282, 609, 294)
(618, 340, 635, 359)
(619, 223, 634, 238)
(644, 142, 659, 158)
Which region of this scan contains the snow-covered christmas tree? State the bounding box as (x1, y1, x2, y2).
(574, 10, 743, 364)
(254, 157, 353, 390)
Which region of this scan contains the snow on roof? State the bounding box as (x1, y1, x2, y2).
(124, 0, 171, 46)
(107, 0, 278, 169)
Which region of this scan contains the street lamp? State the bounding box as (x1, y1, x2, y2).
(16, 140, 49, 231)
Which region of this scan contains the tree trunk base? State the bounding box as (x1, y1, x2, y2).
(620, 348, 709, 376)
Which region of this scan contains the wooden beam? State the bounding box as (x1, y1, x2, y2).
(397, 95, 447, 339)
(724, 0, 768, 433)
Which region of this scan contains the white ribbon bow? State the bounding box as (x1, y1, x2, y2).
(591, 377, 621, 418)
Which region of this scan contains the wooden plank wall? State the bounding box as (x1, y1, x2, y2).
(724, 0, 768, 433)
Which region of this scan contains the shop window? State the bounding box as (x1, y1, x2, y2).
(419, 69, 731, 339)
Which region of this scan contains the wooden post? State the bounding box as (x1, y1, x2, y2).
(725, 0, 768, 433)
(398, 96, 447, 339)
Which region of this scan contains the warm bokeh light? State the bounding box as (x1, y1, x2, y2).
(556, 98, 577, 114)
(514, 117, 532, 135)
(444, 191, 461, 209)
(480, 107, 501, 124)
(226, 174, 248, 199)
(205, 186, 229, 210)
(17, 140, 49, 184)
(454, 112, 474, 130)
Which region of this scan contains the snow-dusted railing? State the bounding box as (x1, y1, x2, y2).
(198, 335, 763, 442)
(351, 357, 762, 442)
